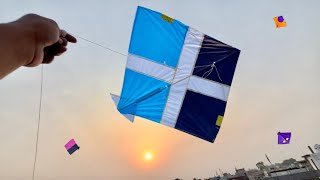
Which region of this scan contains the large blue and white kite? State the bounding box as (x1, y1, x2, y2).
(111, 6, 240, 142)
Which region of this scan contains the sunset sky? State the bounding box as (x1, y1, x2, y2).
(0, 0, 320, 179)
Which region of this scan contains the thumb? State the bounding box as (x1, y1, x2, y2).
(24, 45, 44, 67)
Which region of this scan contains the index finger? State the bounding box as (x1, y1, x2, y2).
(65, 33, 77, 43)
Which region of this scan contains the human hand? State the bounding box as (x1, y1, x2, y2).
(41, 30, 77, 65)
(14, 14, 77, 67)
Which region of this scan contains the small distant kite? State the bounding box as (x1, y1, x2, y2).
(273, 16, 287, 28)
(111, 6, 240, 143)
(65, 139, 80, 155)
(277, 132, 291, 144)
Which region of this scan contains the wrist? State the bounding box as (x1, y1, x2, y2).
(9, 21, 37, 66)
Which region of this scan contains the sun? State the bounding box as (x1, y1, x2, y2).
(144, 152, 153, 161)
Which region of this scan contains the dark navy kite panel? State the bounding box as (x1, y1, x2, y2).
(193, 35, 240, 86)
(176, 90, 226, 142)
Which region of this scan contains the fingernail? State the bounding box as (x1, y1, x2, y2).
(58, 38, 63, 44)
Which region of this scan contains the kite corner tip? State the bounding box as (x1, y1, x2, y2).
(124, 114, 135, 123)
(109, 93, 135, 123)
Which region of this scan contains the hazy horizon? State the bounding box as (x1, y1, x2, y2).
(1, 0, 319, 179)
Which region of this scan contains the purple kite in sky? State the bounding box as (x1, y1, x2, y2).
(278, 132, 291, 144)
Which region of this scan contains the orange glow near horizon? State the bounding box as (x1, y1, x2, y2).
(118, 131, 171, 170)
(115, 118, 189, 171)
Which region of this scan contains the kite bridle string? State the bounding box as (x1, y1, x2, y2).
(32, 65, 44, 180)
(198, 62, 223, 81)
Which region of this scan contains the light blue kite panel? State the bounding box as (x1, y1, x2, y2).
(128, 6, 188, 68)
(117, 69, 170, 123)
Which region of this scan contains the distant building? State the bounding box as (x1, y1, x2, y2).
(209, 176, 228, 180)
(227, 168, 249, 180)
(269, 167, 309, 177)
(303, 154, 320, 170)
(228, 176, 249, 180)
(297, 159, 314, 171)
(311, 153, 320, 168)
(263, 169, 320, 180)
(208, 144, 320, 180)
(209, 170, 248, 180)
(235, 168, 246, 175)
(246, 169, 265, 180)
(302, 145, 320, 170)
(263, 145, 320, 179)
(208, 173, 230, 180)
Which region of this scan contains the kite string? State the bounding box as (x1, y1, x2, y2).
(74, 35, 127, 57)
(32, 65, 44, 180)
